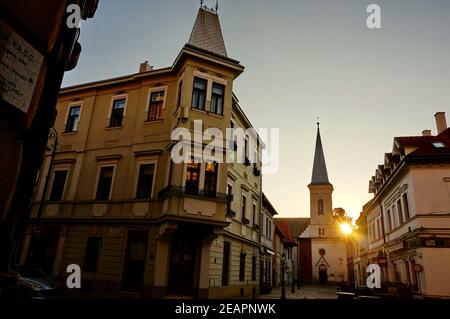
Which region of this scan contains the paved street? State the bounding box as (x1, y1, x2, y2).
(258, 284, 338, 299)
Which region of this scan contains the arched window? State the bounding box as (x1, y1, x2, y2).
(318, 199, 324, 215)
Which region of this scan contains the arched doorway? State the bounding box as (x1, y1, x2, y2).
(319, 264, 328, 285)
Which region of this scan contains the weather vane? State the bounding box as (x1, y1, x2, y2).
(200, 0, 219, 14)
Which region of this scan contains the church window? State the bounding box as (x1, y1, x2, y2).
(318, 199, 324, 215)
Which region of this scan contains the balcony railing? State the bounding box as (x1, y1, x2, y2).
(158, 185, 228, 202)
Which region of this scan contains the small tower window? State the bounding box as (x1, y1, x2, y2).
(318, 199, 324, 215)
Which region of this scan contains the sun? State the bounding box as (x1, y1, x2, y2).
(340, 223, 353, 235)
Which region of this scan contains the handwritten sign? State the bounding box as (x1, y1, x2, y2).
(0, 18, 43, 113)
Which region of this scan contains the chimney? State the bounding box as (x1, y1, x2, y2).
(422, 129, 432, 137)
(435, 112, 447, 134)
(139, 61, 153, 73)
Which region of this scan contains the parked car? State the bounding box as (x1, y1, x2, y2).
(16, 265, 62, 299)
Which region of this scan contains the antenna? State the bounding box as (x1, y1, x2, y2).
(216, 0, 219, 12)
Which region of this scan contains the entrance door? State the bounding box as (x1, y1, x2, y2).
(168, 239, 197, 295)
(26, 226, 60, 275)
(319, 264, 328, 285)
(120, 230, 149, 292)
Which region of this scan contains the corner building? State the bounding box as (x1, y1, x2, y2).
(21, 7, 266, 298)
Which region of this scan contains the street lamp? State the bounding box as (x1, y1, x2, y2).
(35, 127, 58, 227)
(281, 253, 286, 299)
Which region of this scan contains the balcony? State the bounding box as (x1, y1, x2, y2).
(226, 209, 237, 218)
(158, 185, 228, 202)
(242, 217, 250, 225)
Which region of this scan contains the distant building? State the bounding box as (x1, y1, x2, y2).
(353, 112, 450, 298)
(260, 194, 277, 293)
(298, 123, 348, 284)
(21, 6, 272, 299)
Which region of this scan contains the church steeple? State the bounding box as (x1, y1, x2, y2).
(188, 2, 228, 57)
(310, 122, 330, 185)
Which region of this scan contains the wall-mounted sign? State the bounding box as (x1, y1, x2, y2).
(0, 18, 43, 113)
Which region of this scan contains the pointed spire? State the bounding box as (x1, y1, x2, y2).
(188, 4, 228, 57)
(311, 121, 330, 185)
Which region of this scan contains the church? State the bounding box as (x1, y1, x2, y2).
(297, 123, 348, 284)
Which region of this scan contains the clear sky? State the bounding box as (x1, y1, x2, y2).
(63, 0, 450, 220)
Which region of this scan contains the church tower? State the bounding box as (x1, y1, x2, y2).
(309, 122, 334, 226)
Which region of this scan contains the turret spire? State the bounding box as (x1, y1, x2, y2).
(311, 121, 330, 185)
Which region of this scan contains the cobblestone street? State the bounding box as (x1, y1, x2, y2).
(258, 284, 338, 299)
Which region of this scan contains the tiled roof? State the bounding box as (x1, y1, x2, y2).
(188, 8, 228, 57)
(274, 218, 310, 245)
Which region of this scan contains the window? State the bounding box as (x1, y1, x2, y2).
(432, 142, 446, 148)
(268, 219, 272, 239)
(244, 138, 250, 165)
(109, 98, 126, 127)
(241, 195, 247, 222)
(252, 256, 257, 281)
(318, 199, 324, 215)
(222, 242, 231, 286)
(49, 170, 68, 201)
(177, 81, 183, 108)
(227, 184, 233, 198)
(210, 83, 225, 115)
(136, 164, 155, 199)
(84, 237, 102, 272)
(192, 77, 207, 110)
(403, 194, 410, 220)
(96, 166, 114, 200)
(148, 91, 164, 121)
(397, 200, 403, 225)
(318, 228, 325, 236)
(204, 162, 218, 196)
(239, 252, 246, 281)
(376, 219, 381, 239)
(65, 105, 81, 132)
(185, 158, 200, 195)
(386, 209, 392, 232)
(252, 203, 257, 226)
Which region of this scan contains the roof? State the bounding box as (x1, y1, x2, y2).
(310, 124, 330, 185)
(188, 8, 228, 58)
(274, 218, 310, 239)
(262, 193, 278, 216)
(274, 220, 296, 246)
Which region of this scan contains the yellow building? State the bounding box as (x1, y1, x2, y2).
(21, 6, 268, 299)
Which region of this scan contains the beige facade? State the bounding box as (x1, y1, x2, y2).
(21, 7, 272, 299)
(353, 112, 450, 298)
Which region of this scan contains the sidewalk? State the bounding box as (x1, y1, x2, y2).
(257, 284, 338, 299)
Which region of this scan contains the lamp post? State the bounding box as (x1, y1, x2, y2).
(35, 127, 58, 227)
(291, 259, 295, 293)
(281, 253, 286, 299)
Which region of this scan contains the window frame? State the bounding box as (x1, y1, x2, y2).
(94, 165, 116, 201)
(108, 94, 128, 128)
(48, 169, 69, 202)
(146, 86, 167, 122)
(191, 77, 207, 111)
(204, 162, 219, 197)
(134, 161, 157, 200)
(185, 157, 201, 195)
(64, 103, 82, 133)
(83, 237, 103, 273)
(239, 252, 246, 281)
(210, 82, 225, 115)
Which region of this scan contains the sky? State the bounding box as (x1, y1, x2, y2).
(63, 0, 450, 220)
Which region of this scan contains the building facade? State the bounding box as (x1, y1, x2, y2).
(21, 7, 275, 299)
(353, 112, 450, 298)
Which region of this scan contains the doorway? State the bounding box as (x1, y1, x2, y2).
(120, 230, 149, 292)
(319, 264, 328, 285)
(26, 225, 60, 275)
(167, 238, 197, 295)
